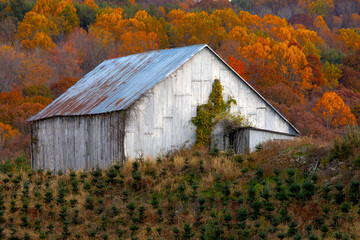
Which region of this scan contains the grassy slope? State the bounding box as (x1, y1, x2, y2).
(0, 134, 360, 239)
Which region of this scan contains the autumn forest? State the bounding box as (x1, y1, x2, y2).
(0, 0, 359, 161)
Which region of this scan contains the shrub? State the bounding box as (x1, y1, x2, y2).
(302, 181, 315, 200)
(84, 196, 94, 210)
(334, 183, 345, 204)
(182, 223, 194, 240)
(289, 183, 301, 198)
(340, 202, 351, 213)
(322, 204, 330, 214)
(322, 185, 332, 201)
(150, 193, 159, 208)
(172, 227, 180, 239)
(320, 224, 328, 236)
(0, 154, 30, 173)
(308, 232, 318, 240)
(251, 200, 262, 219)
(255, 167, 264, 181)
(236, 207, 248, 222)
(233, 154, 243, 163)
(354, 155, 360, 169)
(59, 205, 68, 222)
(277, 232, 286, 239)
(199, 220, 224, 240)
(209, 145, 220, 157)
(260, 187, 271, 200)
(287, 221, 298, 237)
(349, 181, 360, 203)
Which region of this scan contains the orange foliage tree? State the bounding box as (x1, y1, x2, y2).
(313, 91, 356, 128)
(18, 53, 53, 87)
(50, 76, 79, 98)
(228, 55, 247, 79)
(0, 122, 20, 151)
(238, 39, 313, 93)
(118, 31, 158, 56)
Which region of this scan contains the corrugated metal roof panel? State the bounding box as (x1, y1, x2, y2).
(29, 44, 207, 121)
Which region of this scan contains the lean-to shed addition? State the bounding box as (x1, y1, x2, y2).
(29, 44, 299, 170)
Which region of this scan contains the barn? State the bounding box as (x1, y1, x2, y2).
(29, 44, 299, 170)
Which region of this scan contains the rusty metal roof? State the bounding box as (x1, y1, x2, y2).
(29, 44, 208, 121)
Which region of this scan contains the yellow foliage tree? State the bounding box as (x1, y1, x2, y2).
(211, 8, 240, 32)
(261, 14, 289, 33)
(16, 11, 58, 49)
(132, 10, 168, 48)
(293, 26, 324, 47)
(29, 32, 56, 49)
(322, 61, 342, 88)
(338, 28, 360, 52)
(92, 7, 125, 41)
(167, 9, 185, 46)
(308, 0, 334, 16)
(17, 0, 80, 49)
(173, 11, 225, 49)
(54, 0, 80, 35)
(31, 0, 59, 16)
(228, 26, 258, 47)
(83, 0, 98, 10)
(238, 11, 261, 31)
(313, 91, 356, 128)
(167, 9, 185, 27)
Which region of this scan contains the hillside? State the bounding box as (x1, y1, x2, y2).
(0, 128, 359, 239)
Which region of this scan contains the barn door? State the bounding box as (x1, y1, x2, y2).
(229, 128, 250, 154)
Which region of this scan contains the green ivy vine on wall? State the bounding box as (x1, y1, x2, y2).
(191, 79, 252, 147)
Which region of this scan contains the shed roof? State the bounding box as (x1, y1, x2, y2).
(29, 44, 299, 134)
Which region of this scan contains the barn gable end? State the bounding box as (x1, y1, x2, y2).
(123, 47, 299, 158)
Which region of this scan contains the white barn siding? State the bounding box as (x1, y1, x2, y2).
(124, 48, 295, 158)
(248, 129, 294, 151)
(31, 111, 125, 170)
(231, 128, 294, 153)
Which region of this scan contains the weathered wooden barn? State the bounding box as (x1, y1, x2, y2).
(29, 44, 299, 170)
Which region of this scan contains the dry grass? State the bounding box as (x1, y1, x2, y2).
(0, 137, 359, 239)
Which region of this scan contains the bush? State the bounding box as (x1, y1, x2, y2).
(199, 220, 224, 240)
(330, 126, 360, 161)
(340, 202, 351, 213)
(0, 154, 30, 173)
(349, 181, 360, 203)
(354, 155, 360, 169)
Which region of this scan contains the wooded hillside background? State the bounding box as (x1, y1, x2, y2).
(0, 0, 359, 161)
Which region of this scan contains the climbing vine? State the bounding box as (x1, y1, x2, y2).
(192, 79, 247, 146)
